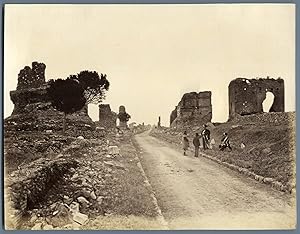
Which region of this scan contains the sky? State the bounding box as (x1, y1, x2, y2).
(4, 4, 295, 126)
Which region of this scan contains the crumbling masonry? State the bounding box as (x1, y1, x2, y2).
(5, 62, 95, 135)
(228, 77, 284, 119)
(96, 104, 117, 129)
(170, 91, 212, 128)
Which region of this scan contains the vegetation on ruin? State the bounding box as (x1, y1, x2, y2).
(74, 71, 110, 104)
(47, 78, 86, 133)
(47, 71, 110, 134)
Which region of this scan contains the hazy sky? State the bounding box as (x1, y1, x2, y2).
(4, 4, 295, 126)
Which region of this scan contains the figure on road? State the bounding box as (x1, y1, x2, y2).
(182, 131, 189, 156)
(193, 133, 201, 157)
(219, 132, 232, 151)
(201, 124, 210, 150)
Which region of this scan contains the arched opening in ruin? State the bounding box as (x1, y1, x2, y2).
(262, 91, 275, 112)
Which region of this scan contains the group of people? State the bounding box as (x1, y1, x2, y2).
(182, 124, 232, 157)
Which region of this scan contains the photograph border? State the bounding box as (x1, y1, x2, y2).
(0, 0, 298, 233)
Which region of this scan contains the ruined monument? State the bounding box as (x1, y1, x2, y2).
(117, 105, 131, 129)
(96, 104, 117, 129)
(158, 116, 161, 128)
(228, 77, 284, 119)
(17, 61, 46, 90)
(5, 62, 95, 135)
(170, 91, 212, 128)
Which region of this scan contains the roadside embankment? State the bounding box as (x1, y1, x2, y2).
(150, 112, 296, 194)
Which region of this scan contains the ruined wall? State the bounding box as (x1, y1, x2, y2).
(5, 62, 95, 135)
(96, 104, 117, 129)
(229, 77, 284, 119)
(170, 91, 212, 128)
(170, 108, 178, 126)
(17, 62, 46, 90)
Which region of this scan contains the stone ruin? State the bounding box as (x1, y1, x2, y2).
(157, 116, 161, 128)
(95, 104, 117, 129)
(228, 77, 284, 119)
(170, 91, 212, 128)
(117, 105, 131, 129)
(17, 61, 46, 90)
(5, 62, 95, 136)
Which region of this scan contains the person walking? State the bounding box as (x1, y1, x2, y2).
(193, 133, 201, 157)
(219, 132, 232, 151)
(182, 131, 189, 156)
(201, 125, 210, 150)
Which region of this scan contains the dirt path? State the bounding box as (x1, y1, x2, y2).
(134, 131, 296, 229)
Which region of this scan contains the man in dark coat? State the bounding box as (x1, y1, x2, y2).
(201, 124, 210, 150)
(193, 133, 201, 157)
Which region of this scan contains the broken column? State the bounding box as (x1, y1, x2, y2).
(158, 116, 161, 128)
(228, 77, 284, 119)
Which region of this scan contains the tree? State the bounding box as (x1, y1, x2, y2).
(47, 77, 86, 133)
(74, 71, 110, 104)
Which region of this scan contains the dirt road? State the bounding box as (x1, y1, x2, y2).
(134, 131, 296, 229)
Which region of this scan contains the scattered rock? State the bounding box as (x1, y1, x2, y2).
(97, 196, 104, 205)
(63, 195, 73, 204)
(69, 202, 80, 214)
(49, 203, 73, 227)
(77, 136, 85, 140)
(72, 212, 88, 225)
(31, 223, 42, 230)
(262, 147, 272, 154)
(77, 196, 89, 204)
(42, 224, 54, 230)
(104, 161, 125, 170)
(108, 146, 120, 155)
(90, 191, 97, 200)
(263, 177, 273, 184)
(29, 214, 38, 223)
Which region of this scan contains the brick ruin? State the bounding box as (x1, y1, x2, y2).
(17, 61, 46, 90)
(96, 104, 117, 129)
(170, 91, 212, 128)
(228, 77, 284, 119)
(5, 62, 95, 136)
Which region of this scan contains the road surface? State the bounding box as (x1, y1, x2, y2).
(134, 131, 296, 229)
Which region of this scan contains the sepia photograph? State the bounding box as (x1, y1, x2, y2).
(3, 3, 296, 230)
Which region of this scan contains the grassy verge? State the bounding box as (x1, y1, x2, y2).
(150, 113, 296, 190)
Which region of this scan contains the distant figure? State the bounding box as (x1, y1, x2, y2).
(219, 132, 232, 151)
(182, 131, 189, 156)
(201, 125, 210, 150)
(192, 133, 201, 157)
